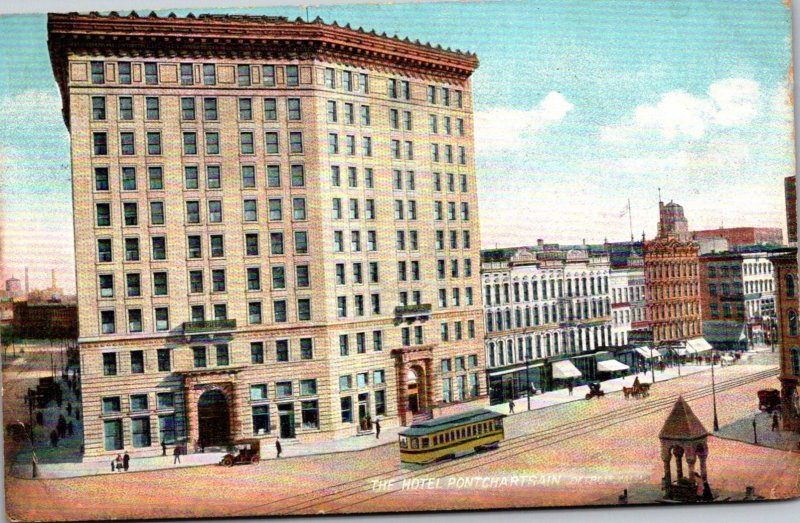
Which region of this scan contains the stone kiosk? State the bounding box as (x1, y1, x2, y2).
(659, 396, 711, 502)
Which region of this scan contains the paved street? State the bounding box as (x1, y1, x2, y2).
(6, 358, 798, 521)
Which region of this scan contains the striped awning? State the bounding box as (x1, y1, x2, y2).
(636, 347, 662, 359)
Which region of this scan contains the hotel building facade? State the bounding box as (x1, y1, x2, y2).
(49, 12, 486, 457)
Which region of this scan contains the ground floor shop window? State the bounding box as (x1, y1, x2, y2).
(252, 405, 270, 435)
(158, 414, 176, 444)
(341, 396, 353, 423)
(375, 390, 386, 416)
(301, 400, 319, 429)
(131, 417, 152, 448)
(104, 419, 123, 451)
(442, 378, 452, 403)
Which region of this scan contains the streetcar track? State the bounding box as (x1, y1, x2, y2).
(225, 367, 777, 517)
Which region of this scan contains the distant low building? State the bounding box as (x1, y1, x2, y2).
(11, 301, 78, 339)
(691, 227, 784, 248)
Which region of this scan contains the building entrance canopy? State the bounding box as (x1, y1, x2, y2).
(597, 359, 629, 372)
(552, 360, 582, 379)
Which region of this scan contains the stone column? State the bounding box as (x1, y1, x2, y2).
(396, 360, 409, 425)
(672, 446, 684, 479)
(661, 443, 672, 489)
(698, 454, 708, 481)
(424, 359, 434, 408)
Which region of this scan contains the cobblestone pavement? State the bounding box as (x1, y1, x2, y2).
(6, 357, 798, 521)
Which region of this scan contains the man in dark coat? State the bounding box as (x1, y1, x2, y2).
(374, 418, 381, 439)
(276, 439, 282, 458)
(161, 440, 167, 456)
(123, 452, 130, 471)
(173, 445, 181, 464)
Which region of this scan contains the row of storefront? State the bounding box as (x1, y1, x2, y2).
(486, 337, 714, 405)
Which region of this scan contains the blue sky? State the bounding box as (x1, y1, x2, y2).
(0, 0, 794, 292)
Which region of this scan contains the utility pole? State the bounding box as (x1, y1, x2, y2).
(525, 358, 531, 411)
(711, 355, 719, 431)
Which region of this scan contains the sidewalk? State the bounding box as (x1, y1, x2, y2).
(486, 363, 713, 415)
(8, 361, 739, 480)
(10, 425, 404, 480)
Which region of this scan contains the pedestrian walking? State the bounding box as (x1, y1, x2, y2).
(123, 452, 130, 471)
(375, 418, 381, 439)
(49, 429, 59, 448)
(276, 439, 282, 458)
(111, 459, 115, 472)
(772, 412, 780, 432)
(57, 415, 67, 438)
(508, 400, 515, 414)
(173, 445, 181, 464)
(567, 382, 574, 396)
(161, 440, 167, 456)
(115, 454, 123, 472)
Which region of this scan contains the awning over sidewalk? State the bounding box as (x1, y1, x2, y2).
(597, 359, 630, 372)
(686, 337, 713, 354)
(488, 363, 543, 377)
(636, 347, 662, 359)
(552, 360, 582, 379)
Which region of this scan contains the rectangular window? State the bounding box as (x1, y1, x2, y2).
(180, 97, 195, 120)
(145, 97, 160, 120)
(102, 352, 117, 375)
(276, 340, 289, 362)
(91, 96, 106, 120)
(157, 349, 171, 372)
(301, 401, 319, 429)
(286, 65, 299, 86)
(202, 64, 216, 85)
(240, 132, 255, 154)
(250, 342, 265, 364)
(252, 405, 271, 435)
(102, 396, 121, 415)
(120, 132, 135, 155)
(340, 397, 353, 423)
(93, 132, 108, 155)
(208, 200, 222, 222)
(265, 132, 279, 154)
(245, 233, 259, 256)
(300, 338, 314, 360)
(193, 346, 207, 368)
(180, 63, 193, 85)
(289, 132, 303, 154)
(287, 98, 302, 120)
(119, 62, 132, 84)
(128, 309, 142, 333)
(276, 381, 292, 398)
(270, 232, 284, 255)
(130, 393, 148, 411)
(104, 420, 123, 451)
(273, 300, 287, 322)
(126, 273, 141, 297)
(144, 62, 158, 84)
(263, 65, 276, 86)
(237, 64, 251, 86)
(91, 61, 105, 84)
(248, 302, 262, 324)
(298, 298, 311, 321)
(147, 132, 161, 155)
(215, 344, 230, 366)
(130, 350, 145, 374)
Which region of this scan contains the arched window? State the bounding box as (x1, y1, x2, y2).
(790, 310, 798, 337)
(786, 274, 796, 298)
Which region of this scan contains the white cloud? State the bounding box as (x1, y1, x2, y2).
(475, 91, 573, 151)
(601, 78, 764, 143)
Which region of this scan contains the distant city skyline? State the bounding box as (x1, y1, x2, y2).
(0, 0, 793, 293)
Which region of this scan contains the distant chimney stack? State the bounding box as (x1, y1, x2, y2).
(537, 239, 544, 248)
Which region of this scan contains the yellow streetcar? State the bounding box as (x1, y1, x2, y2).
(398, 409, 506, 465)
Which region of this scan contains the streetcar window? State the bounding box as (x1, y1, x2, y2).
(399, 436, 408, 448)
(422, 438, 430, 449)
(433, 435, 438, 446)
(411, 438, 419, 449)
(495, 419, 503, 429)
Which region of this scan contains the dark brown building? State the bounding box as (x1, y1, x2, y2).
(691, 227, 784, 248)
(786, 176, 796, 244)
(12, 301, 78, 339)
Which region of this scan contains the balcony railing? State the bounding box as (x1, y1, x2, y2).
(182, 319, 237, 334)
(394, 303, 432, 320)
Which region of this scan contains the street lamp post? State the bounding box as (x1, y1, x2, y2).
(525, 358, 532, 411)
(650, 346, 656, 384)
(711, 354, 720, 432)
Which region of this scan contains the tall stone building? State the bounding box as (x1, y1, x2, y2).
(644, 200, 704, 346)
(49, 11, 485, 457)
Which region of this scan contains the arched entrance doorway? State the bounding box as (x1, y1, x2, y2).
(407, 369, 420, 413)
(198, 389, 230, 448)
